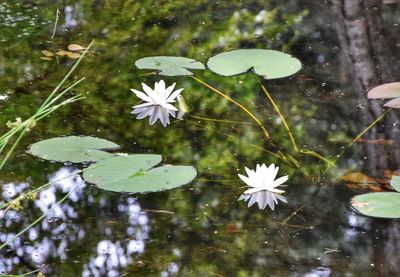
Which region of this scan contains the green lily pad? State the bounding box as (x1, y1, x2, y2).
(82, 154, 197, 193)
(207, 49, 302, 79)
(390, 176, 400, 192)
(351, 192, 400, 218)
(28, 136, 119, 163)
(135, 56, 205, 76)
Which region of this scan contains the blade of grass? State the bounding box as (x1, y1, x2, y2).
(0, 187, 74, 250)
(38, 40, 94, 110)
(39, 77, 86, 112)
(0, 128, 27, 170)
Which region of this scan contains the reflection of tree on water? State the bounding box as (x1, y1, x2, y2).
(331, 1, 400, 276)
(331, 0, 400, 172)
(0, 167, 150, 276)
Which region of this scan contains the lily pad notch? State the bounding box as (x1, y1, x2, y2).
(83, 154, 197, 193)
(28, 136, 119, 163)
(28, 136, 198, 194)
(206, 49, 302, 79)
(351, 192, 400, 219)
(135, 56, 205, 76)
(134, 49, 302, 79)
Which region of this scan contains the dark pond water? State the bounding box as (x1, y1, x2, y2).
(1, 1, 400, 276)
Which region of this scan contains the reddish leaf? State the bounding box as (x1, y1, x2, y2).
(384, 98, 400, 108)
(226, 223, 241, 234)
(368, 82, 400, 99)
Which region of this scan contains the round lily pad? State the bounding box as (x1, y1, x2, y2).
(351, 192, 400, 218)
(28, 136, 119, 163)
(207, 49, 302, 79)
(82, 154, 197, 193)
(135, 56, 205, 76)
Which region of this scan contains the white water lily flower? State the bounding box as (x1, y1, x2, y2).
(238, 163, 288, 194)
(238, 190, 287, 210)
(130, 80, 183, 127)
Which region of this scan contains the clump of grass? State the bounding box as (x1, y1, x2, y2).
(0, 40, 94, 251)
(0, 40, 94, 171)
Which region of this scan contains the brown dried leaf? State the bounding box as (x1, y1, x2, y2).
(341, 172, 378, 184)
(40, 57, 53, 61)
(367, 184, 384, 192)
(41, 50, 54, 57)
(68, 44, 85, 51)
(56, 50, 68, 56)
(346, 183, 367, 190)
(66, 52, 81, 59)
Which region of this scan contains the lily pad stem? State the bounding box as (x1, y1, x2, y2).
(327, 108, 392, 170)
(190, 75, 271, 142)
(258, 79, 299, 152)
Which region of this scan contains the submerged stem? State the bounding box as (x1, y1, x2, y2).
(0, 128, 27, 171)
(299, 149, 335, 167)
(329, 108, 392, 169)
(259, 80, 299, 152)
(188, 119, 289, 164)
(190, 75, 271, 142)
(349, 109, 391, 148)
(188, 114, 257, 125)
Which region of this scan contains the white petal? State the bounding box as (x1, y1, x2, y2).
(238, 193, 251, 201)
(132, 102, 153, 109)
(163, 108, 171, 126)
(244, 187, 264, 194)
(155, 80, 166, 95)
(159, 114, 167, 127)
(168, 109, 177, 117)
(272, 175, 288, 187)
(131, 107, 148, 114)
(166, 88, 184, 102)
(142, 83, 156, 98)
(137, 106, 154, 119)
(149, 107, 161, 125)
(130, 89, 151, 102)
(257, 192, 269, 209)
(165, 82, 176, 98)
(161, 103, 178, 111)
(244, 167, 253, 177)
(275, 194, 287, 203)
(267, 187, 285, 194)
(265, 193, 277, 210)
(238, 174, 251, 186)
(247, 194, 258, 207)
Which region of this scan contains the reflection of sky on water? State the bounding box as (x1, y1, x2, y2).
(0, 167, 149, 276)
